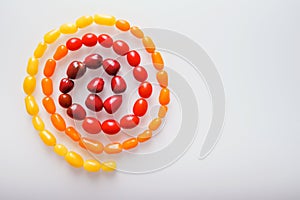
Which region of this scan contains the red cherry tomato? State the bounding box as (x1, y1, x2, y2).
(103, 95, 123, 114)
(120, 114, 140, 129)
(59, 78, 74, 93)
(111, 76, 127, 93)
(133, 98, 148, 117)
(102, 120, 121, 135)
(82, 33, 98, 47)
(85, 94, 103, 112)
(113, 40, 129, 55)
(83, 54, 103, 69)
(58, 94, 72, 108)
(66, 61, 86, 79)
(127, 50, 141, 67)
(87, 77, 105, 93)
(103, 59, 120, 76)
(133, 66, 148, 82)
(98, 34, 113, 48)
(67, 103, 86, 120)
(82, 117, 102, 134)
(66, 38, 82, 51)
(138, 82, 152, 98)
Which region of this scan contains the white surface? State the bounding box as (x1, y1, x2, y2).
(0, 0, 299, 199)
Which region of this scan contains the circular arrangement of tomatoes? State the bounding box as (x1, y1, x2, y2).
(23, 14, 170, 173)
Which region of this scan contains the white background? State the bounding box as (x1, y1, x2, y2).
(0, 0, 299, 199)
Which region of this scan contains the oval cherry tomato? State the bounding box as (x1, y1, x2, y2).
(127, 50, 141, 67)
(133, 98, 148, 117)
(120, 114, 139, 129)
(138, 82, 152, 98)
(102, 120, 121, 135)
(82, 33, 97, 47)
(66, 38, 82, 51)
(133, 66, 148, 82)
(82, 117, 102, 134)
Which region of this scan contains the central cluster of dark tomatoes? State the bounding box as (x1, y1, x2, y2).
(58, 34, 153, 136)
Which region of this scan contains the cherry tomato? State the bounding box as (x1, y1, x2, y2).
(133, 66, 148, 82)
(133, 98, 148, 117)
(82, 117, 102, 134)
(58, 94, 72, 108)
(138, 82, 152, 98)
(127, 50, 141, 67)
(66, 38, 82, 51)
(98, 34, 113, 48)
(82, 33, 97, 47)
(102, 120, 121, 135)
(113, 40, 129, 55)
(120, 114, 139, 129)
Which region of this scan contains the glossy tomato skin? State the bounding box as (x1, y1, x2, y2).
(113, 40, 129, 56)
(102, 120, 121, 135)
(67, 61, 86, 79)
(138, 82, 152, 98)
(133, 98, 148, 117)
(85, 94, 103, 112)
(82, 117, 102, 134)
(66, 38, 82, 51)
(120, 114, 140, 129)
(103, 59, 120, 76)
(87, 78, 104, 93)
(133, 66, 148, 82)
(127, 50, 141, 67)
(83, 54, 103, 69)
(111, 76, 127, 93)
(59, 78, 74, 93)
(98, 34, 113, 48)
(103, 95, 123, 114)
(67, 103, 86, 120)
(82, 33, 98, 47)
(58, 94, 72, 108)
